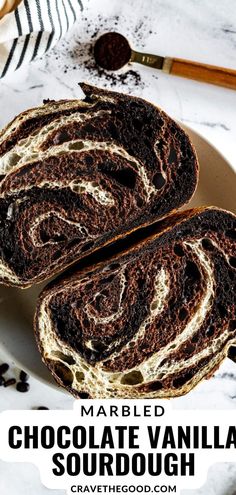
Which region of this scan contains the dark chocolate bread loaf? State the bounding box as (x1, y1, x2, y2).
(35, 207, 236, 399)
(0, 84, 198, 287)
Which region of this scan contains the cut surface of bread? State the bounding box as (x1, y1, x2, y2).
(35, 207, 236, 399)
(0, 83, 198, 287)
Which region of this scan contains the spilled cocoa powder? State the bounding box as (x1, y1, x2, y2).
(84, 44, 142, 88)
(46, 13, 153, 91)
(77, 35, 142, 88)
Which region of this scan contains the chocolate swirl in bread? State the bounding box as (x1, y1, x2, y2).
(35, 207, 236, 399)
(0, 84, 198, 287)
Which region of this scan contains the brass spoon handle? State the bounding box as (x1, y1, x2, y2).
(131, 50, 236, 90)
(131, 50, 165, 69)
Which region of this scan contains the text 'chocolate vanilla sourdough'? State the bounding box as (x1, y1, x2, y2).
(0, 84, 235, 399)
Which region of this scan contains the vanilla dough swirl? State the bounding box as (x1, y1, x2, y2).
(0, 84, 198, 287)
(35, 207, 236, 399)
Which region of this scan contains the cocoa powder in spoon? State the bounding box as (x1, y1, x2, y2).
(94, 32, 132, 71)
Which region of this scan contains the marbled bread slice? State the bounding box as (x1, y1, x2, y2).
(35, 206, 236, 399)
(0, 83, 198, 287)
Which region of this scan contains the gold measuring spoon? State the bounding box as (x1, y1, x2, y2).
(94, 32, 236, 90)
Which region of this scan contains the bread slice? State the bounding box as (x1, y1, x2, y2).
(35, 206, 236, 399)
(0, 83, 198, 287)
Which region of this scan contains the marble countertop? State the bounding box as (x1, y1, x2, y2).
(0, 0, 236, 494)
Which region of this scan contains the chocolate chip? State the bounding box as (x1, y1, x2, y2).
(16, 382, 30, 393)
(19, 370, 29, 382)
(0, 376, 5, 386)
(37, 407, 49, 410)
(0, 363, 9, 375)
(78, 392, 90, 399)
(4, 378, 16, 387)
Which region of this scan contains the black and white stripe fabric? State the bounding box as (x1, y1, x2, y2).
(0, 0, 83, 78)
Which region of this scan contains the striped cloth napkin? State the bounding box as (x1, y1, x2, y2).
(0, 0, 83, 79)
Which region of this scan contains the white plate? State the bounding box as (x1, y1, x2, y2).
(0, 124, 236, 389)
